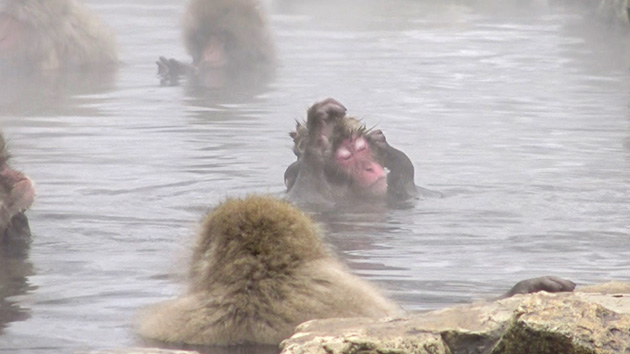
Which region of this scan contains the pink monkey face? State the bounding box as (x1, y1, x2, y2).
(334, 135, 387, 196)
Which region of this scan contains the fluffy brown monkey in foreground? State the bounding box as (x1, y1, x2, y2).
(136, 195, 401, 346)
(157, 0, 275, 85)
(0, 0, 118, 70)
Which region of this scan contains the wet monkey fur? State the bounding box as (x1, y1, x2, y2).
(136, 195, 401, 346)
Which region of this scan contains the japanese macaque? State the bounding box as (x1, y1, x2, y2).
(284, 98, 430, 208)
(136, 195, 401, 346)
(156, 0, 276, 86)
(0, 0, 118, 71)
(0, 134, 34, 243)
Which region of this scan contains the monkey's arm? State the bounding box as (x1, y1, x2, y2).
(284, 160, 300, 191)
(367, 130, 418, 200)
(156, 57, 195, 85)
(286, 148, 337, 208)
(384, 145, 419, 200)
(497, 276, 576, 300)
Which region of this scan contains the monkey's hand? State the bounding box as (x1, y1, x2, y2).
(305, 98, 347, 153)
(500, 276, 576, 299)
(368, 129, 419, 200)
(306, 98, 347, 137)
(367, 129, 389, 151)
(308, 98, 347, 122)
(156, 57, 186, 85)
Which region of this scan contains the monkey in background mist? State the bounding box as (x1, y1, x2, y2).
(136, 195, 575, 347)
(136, 195, 401, 346)
(157, 0, 276, 86)
(0, 0, 118, 71)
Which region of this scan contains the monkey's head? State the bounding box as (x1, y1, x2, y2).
(327, 118, 388, 196)
(291, 109, 388, 198)
(183, 0, 275, 70)
(189, 195, 326, 291)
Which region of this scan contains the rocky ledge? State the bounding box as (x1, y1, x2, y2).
(280, 281, 630, 354)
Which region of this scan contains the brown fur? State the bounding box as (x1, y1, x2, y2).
(183, 0, 275, 68)
(136, 195, 400, 346)
(0, 0, 117, 70)
(0, 134, 35, 241)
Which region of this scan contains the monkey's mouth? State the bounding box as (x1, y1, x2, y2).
(366, 177, 388, 196)
(200, 37, 227, 68)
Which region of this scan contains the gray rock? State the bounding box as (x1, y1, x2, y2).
(280, 281, 630, 354)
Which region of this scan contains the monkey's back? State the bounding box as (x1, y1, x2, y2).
(136, 256, 400, 346)
(136, 195, 401, 346)
(8, 0, 118, 69)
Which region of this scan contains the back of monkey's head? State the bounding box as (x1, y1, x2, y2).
(190, 195, 326, 288)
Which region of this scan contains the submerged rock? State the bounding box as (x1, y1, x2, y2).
(280, 281, 630, 354)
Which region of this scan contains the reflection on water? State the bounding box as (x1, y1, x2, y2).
(0, 230, 34, 336)
(180, 67, 276, 109)
(0, 0, 629, 353)
(0, 67, 118, 118)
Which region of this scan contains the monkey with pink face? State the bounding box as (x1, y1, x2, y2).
(0, 0, 117, 71)
(284, 98, 437, 209)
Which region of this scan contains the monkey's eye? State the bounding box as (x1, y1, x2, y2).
(355, 137, 367, 151)
(336, 147, 352, 160)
